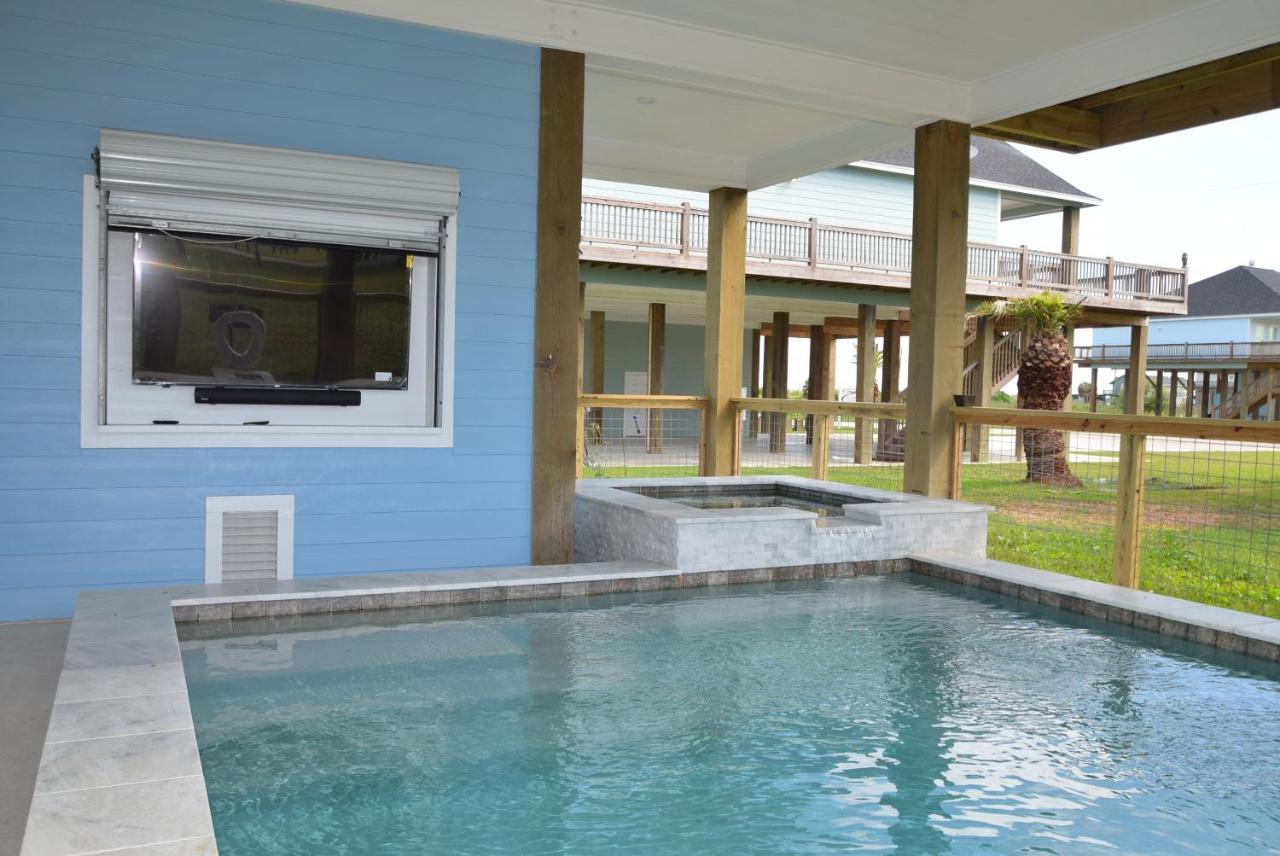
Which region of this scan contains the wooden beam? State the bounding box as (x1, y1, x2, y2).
(1072, 43, 1280, 109)
(978, 105, 1101, 151)
(769, 310, 790, 454)
(646, 302, 665, 453)
(905, 120, 971, 498)
(760, 328, 774, 442)
(739, 398, 906, 419)
(1125, 324, 1149, 415)
(531, 48, 584, 565)
(979, 46, 1280, 153)
(579, 393, 705, 409)
(702, 187, 748, 476)
(1101, 59, 1280, 147)
(952, 406, 1280, 443)
(854, 304, 876, 464)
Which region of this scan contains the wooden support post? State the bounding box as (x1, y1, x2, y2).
(1153, 370, 1164, 415)
(854, 304, 877, 464)
(531, 48, 584, 565)
(1216, 371, 1229, 419)
(881, 321, 901, 402)
(761, 331, 774, 445)
(968, 317, 995, 462)
(1126, 325, 1149, 415)
(811, 324, 831, 479)
(1061, 206, 1081, 254)
(575, 282, 585, 479)
(588, 310, 605, 431)
(904, 120, 971, 498)
(646, 302, 665, 454)
(1062, 325, 1075, 412)
(1090, 367, 1100, 412)
(1062, 205, 1080, 287)
(877, 320, 901, 458)
(1111, 432, 1146, 588)
(1201, 371, 1212, 418)
(748, 330, 762, 437)
(1184, 371, 1194, 417)
(768, 310, 790, 454)
(805, 324, 822, 445)
(1168, 371, 1179, 417)
(702, 187, 748, 476)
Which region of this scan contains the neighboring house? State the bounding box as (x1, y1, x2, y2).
(1083, 266, 1280, 419)
(580, 137, 1179, 429)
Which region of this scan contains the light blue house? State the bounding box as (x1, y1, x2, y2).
(1084, 266, 1280, 418)
(0, 1, 541, 620)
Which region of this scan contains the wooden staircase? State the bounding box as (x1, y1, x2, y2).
(874, 316, 1024, 461)
(1215, 370, 1280, 420)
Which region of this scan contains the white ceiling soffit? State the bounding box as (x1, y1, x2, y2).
(291, 0, 1280, 191)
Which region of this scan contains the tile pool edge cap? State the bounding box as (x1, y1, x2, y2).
(910, 553, 1280, 661)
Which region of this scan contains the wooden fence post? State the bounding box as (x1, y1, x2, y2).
(949, 417, 965, 501)
(812, 414, 830, 480)
(1111, 432, 1146, 588)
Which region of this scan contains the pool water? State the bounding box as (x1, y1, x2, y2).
(665, 493, 846, 516)
(180, 576, 1280, 855)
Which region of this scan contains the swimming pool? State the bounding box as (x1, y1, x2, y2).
(179, 575, 1280, 855)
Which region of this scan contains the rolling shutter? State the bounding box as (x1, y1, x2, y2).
(97, 129, 457, 251)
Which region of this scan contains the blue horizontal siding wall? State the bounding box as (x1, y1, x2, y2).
(0, 0, 539, 619)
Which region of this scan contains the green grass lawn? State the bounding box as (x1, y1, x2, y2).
(590, 449, 1280, 618)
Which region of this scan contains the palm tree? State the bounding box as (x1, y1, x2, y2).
(977, 293, 1083, 487)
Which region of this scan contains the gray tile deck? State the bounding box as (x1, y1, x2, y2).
(20, 553, 1280, 855)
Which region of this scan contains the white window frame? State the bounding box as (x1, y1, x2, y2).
(80, 176, 456, 448)
(204, 494, 294, 584)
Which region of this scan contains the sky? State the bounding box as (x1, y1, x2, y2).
(809, 110, 1280, 396)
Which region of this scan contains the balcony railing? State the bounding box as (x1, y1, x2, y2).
(581, 196, 1187, 308)
(1076, 342, 1280, 364)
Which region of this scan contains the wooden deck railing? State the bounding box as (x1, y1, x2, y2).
(581, 196, 1188, 307)
(1076, 341, 1280, 364)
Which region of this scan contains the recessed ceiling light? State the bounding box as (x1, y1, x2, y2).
(636, 96, 657, 105)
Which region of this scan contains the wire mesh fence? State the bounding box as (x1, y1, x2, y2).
(960, 425, 1122, 585)
(1138, 435, 1280, 617)
(580, 406, 702, 479)
(957, 413, 1280, 619)
(826, 412, 907, 493)
(738, 409, 814, 474)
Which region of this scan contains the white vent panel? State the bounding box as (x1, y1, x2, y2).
(205, 495, 295, 584)
(220, 511, 279, 583)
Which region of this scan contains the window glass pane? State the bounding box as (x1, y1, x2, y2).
(128, 230, 413, 389)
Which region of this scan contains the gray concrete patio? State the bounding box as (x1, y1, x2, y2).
(0, 622, 69, 856)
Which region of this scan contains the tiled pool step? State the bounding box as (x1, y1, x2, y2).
(21, 555, 1280, 855)
(168, 558, 909, 622)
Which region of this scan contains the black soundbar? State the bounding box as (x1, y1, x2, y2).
(193, 387, 361, 406)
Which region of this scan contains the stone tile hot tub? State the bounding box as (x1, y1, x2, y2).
(575, 476, 990, 573)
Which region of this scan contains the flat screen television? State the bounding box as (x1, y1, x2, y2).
(126, 230, 413, 391)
